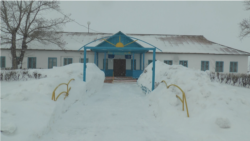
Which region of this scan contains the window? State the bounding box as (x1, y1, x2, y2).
(131, 60, 136, 70)
(201, 61, 209, 71)
(0, 56, 6, 68)
(179, 60, 188, 67)
(215, 61, 224, 72)
(48, 58, 57, 69)
(80, 58, 88, 63)
(164, 60, 173, 65)
(230, 62, 238, 72)
(64, 58, 73, 66)
(103, 59, 108, 70)
(28, 57, 36, 69)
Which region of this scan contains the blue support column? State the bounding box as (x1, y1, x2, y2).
(104, 52, 107, 75)
(94, 52, 97, 65)
(97, 52, 99, 67)
(143, 53, 145, 70)
(152, 49, 156, 91)
(83, 47, 87, 82)
(140, 53, 142, 70)
(132, 53, 134, 71)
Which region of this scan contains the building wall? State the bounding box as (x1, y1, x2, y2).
(0, 50, 94, 69)
(1, 49, 248, 73)
(145, 53, 248, 73)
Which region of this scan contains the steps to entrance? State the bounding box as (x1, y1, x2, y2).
(113, 79, 137, 83)
(104, 77, 137, 83)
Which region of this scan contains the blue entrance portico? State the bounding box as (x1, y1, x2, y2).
(78, 31, 161, 91)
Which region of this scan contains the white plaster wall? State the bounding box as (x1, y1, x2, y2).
(1, 49, 248, 73)
(145, 53, 248, 73)
(0, 50, 94, 69)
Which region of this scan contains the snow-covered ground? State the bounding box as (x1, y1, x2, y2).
(1, 62, 250, 141)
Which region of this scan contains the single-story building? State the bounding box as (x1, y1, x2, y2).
(1, 31, 250, 78)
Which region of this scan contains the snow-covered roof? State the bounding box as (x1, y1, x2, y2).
(1, 32, 250, 55)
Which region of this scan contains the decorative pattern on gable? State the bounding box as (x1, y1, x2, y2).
(96, 31, 143, 48)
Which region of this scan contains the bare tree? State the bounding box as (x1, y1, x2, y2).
(1, 1, 27, 69)
(17, 1, 71, 68)
(1, 1, 71, 69)
(239, 0, 250, 39)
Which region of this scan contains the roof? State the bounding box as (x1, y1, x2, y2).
(1, 31, 250, 55)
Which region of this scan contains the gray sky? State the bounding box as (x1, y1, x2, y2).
(58, 1, 250, 55)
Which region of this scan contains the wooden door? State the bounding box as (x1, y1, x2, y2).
(114, 59, 126, 76)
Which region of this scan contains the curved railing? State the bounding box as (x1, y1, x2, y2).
(52, 79, 75, 101)
(161, 80, 190, 117)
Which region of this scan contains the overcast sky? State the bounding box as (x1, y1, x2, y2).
(58, 1, 250, 55)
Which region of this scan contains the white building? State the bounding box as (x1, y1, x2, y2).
(1, 31, 249, 77)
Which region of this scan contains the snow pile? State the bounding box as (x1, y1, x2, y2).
(1, 122, 17, 134)
(138, 60, 211, 92)
(215, 118, 231, 128)
(138, 61, 250, 140)
(29, 64, 105, 141)
(1, 63, 104, 141)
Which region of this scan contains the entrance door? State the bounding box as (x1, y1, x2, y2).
(113, 59, 126, 77)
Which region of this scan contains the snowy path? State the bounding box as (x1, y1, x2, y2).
(38, 82, 186, 141)
(80, 83, 156, 140)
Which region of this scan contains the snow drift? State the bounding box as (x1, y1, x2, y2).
(1, 63, 104, 141)
(138, 61, 250, 140)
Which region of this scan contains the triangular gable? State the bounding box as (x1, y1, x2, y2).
(96, 31, 143, 48)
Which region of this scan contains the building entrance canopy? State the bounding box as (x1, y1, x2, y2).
(78, 31, 161, 91)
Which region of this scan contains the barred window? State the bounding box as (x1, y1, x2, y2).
(230, 62, 238, 72)
(179, 60, 188, 67)
(201, 61, 209, 71)
(215, 61, 224, 72)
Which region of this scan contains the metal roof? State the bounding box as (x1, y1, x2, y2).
(1, 32, 250, 55)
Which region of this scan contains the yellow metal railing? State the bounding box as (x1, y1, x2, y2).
(161, 80, 190, 117)
(52, 79, 75, 101)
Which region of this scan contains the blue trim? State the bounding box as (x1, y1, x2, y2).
(27, 57, 36, 69)
(131, 58, 136, 70)
(97, 52, 99, 66)
(102, 69, 113, 76)
(126, 70, 133, 76)
(104, 53, 107, 71)
(230, 61, 238, 73)
(78, 36, 112, 51)
(94, 52, 97, 64)
(0, 56, 6, 68)
(83, 47, 86, 81)
(48, 57, 57, 69)
(96, 32, 143, 48)
(152, 49, 156, 91)
(140, 54, 142, 70)
(79, 31, 161, 84)
(125, 55, 131, 59)
(78, 34, 162, 52)
(132, 53, 134, 70)
(133, 70, 143, 78)
(143, 53, 145, 70)
(179, 60, 188, 67)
